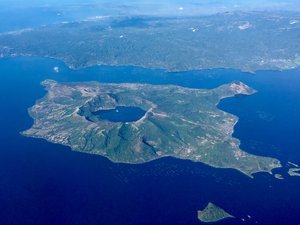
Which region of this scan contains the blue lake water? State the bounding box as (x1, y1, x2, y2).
(0, 4, 116, 32)
(0, 57, 300, 225)
(93, 106, 146, 123)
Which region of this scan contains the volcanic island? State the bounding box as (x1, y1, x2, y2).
(23, 80, 281, 177)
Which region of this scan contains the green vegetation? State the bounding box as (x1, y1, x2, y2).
(0, 11, 300, 72)
(198, 202, 234, 223)
(22, 80, 281, 177)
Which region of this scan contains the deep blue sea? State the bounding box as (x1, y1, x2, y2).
(0, 57, 300, 225)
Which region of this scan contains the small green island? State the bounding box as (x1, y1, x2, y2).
(198, 202, 234, 223)
(288, 168, 300, 177)
(23, 80, 281, 177)
(275, 174, 284, 180)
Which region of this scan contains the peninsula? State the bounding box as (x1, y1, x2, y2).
(1, 11, 300, 72)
